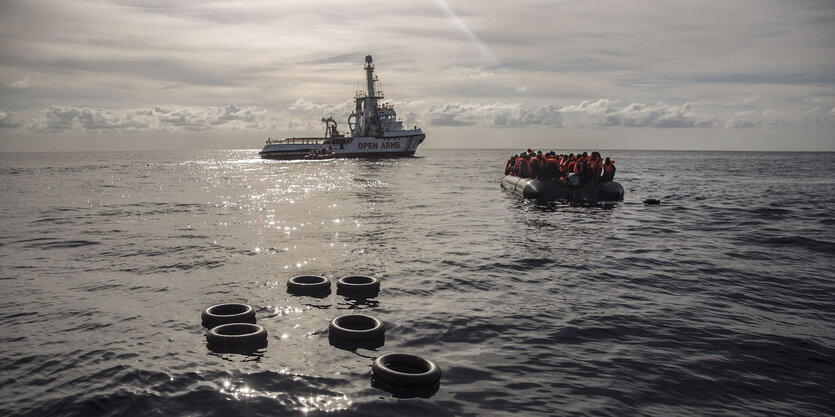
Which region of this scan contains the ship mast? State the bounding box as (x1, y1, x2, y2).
(350, 55, 384, 137)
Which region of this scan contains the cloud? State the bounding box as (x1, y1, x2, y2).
(0, 109, 27, 129)
(284, 99, 355, 130)
(5, 77, 30, 88)
(281, 99, 564, 129)
(7, 97, 830, 136)
(287, 99, 353, 116)
(468, 71, 496, 79)
(725, 111, 764, 128)
(729, 95, 761, 105)
(31, 104, 276, 133)
(44, 106, 150, 132)
(425, 102, 563, 127)
(561, 99, 719, 128)
(153, 104, 274, 130)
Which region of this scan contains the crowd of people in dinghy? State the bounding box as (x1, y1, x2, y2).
(505, 150, 616, 182)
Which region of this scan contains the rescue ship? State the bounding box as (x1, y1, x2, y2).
(259, 55, 425, 160)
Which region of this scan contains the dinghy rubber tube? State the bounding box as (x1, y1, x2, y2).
(501, 175, 624, 203)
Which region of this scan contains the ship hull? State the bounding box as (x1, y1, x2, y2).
(259, 132, 424, 160)
(260, 150, 417, 160)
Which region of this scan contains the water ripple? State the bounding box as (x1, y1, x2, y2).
(0, 150, 833, 417)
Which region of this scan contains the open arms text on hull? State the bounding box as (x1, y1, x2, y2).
(259, 56, 425, 160)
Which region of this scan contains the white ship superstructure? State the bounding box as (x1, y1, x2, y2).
(260, 56, 425, 160)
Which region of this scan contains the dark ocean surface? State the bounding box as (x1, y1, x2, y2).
(0, 149, 833, 417)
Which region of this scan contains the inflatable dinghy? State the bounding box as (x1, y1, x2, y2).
(501, 174, 624, 203)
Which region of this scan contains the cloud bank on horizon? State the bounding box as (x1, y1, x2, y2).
(1, 0, 833, 150)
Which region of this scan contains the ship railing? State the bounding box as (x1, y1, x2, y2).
(355, 91, 385, 99)
(265, 137, 328, 145)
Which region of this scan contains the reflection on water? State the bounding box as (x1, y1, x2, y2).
(217, 374, 353, 413)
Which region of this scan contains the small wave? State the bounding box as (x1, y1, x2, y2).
(40, 207, 85, 214)
(0, 168, 34, 176)
(746, 206, 793, 220)
(818, 217, 835, 226)
(72, 283, 122, 292)
(120, 259, 225, 274)
(1, 311, 38, 320)
(31, 217, 76, 225)
(21, 238, 101, 250)
(97, 209, 136, 217)
(759, 235, 835, 255)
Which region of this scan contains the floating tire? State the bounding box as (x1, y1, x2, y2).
(336, 275, 380, 293)
(206, 323, 267, 348)
(643, 198, 661, 205)
(329, 314, 385, 341)
(201, 303, 256, 328)
(287, 275, 330, 293)
(372, 353, 442, 388)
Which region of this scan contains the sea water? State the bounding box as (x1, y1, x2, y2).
(0, 149, 833, 416)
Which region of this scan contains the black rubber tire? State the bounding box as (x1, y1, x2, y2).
(206, 323, 267, 347)
(336, 275, 380, 293)
(201, 303, 256, 328)
(372, 353, 442, 388)
(287, 275, 330, 292)
(329, 314, 385, 341)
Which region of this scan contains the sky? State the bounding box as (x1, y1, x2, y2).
(1, 0, 834, 151)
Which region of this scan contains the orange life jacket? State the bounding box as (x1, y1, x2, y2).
(603, 161, 615, 175)
(529, 157, 543, 177)
(587, 158, 600, 174)
(543, 157, 558, 178)
(517, 158, 530, 177)
(573, 158, 585, 174)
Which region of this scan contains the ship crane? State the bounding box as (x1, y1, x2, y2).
(321, 117, 343, 138)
